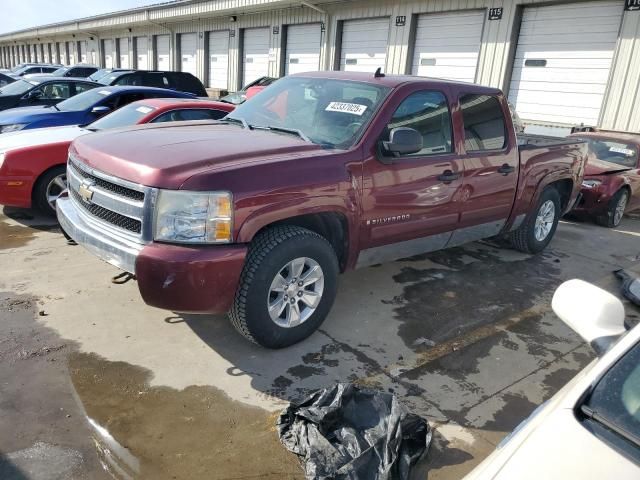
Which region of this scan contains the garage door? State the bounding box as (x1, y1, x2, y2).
(79, 41, 87, 63)
(285, 23, 322, 75)
(243, 28, 270, 86)
(508, 1, 623, 127)
(103, 39, 114, 68)
(67, 42, 75, 64)
(340, 18, 389, 72)
(411, 11, 484, 82)
(57, 42, 65, 65)
(156, 35, 170, 70)
(180, 33, 197, 77)
(208, 31, 229, 89)
(135, 37, 149, 70)
(118, 38, 130, 69)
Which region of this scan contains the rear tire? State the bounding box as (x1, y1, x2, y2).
(33, 166, 67, 216)
(229, 226, 339, 348)
(596, 189, 629, 228)
(509, 187, 561, 254)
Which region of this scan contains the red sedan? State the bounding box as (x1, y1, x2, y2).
(570, 131, 640, 227)
(0, 98, 234, 214)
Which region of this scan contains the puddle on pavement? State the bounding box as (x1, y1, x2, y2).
(0, 217, 58, 250)
(68, 352, 304, 480)
(389, 246, 563, 351)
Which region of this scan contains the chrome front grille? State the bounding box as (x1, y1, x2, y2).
(67, 154, 155, 243)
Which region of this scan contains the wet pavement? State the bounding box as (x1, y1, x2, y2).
(1, 205, 640, 479)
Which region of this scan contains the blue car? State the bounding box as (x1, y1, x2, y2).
(0, 86, 196, 134)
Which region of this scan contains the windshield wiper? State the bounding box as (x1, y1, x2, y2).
(581, 405, 640, 448)
(52, 104, 60, 111)
(249, 125, 310, 142)
(223, 116, 249, 129)
(263, 126, 310, 142)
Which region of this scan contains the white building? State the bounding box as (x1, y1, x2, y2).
(1, 0, 640, 133)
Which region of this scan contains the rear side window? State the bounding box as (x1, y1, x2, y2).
(387, 90, 452, 157)
(460, 94, 507, 152)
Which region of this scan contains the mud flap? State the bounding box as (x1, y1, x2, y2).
(277, 383, 432, 479)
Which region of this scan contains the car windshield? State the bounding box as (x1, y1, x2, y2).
(51, 67, 70, 76)
(228, 76, 391, 149)
(0, 79, 38, 95)
(581, 138, 639, 168)
(57, 88, 111, 112)
(88, 102, 156, 130)
(98, 73, 124, 85)
(583, 341, 640, 449)
(89, 69, 113, 81)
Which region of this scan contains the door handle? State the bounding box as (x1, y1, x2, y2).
(438, 170, 461, 183)
(498, 163, 515, 175)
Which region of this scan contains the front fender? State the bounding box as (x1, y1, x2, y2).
(236, 195, 358, 244)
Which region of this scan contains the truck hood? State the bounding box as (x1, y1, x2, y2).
(585, 157, 633, 176)
(0, 124, 87, 153)
(71, 122, 327, 188)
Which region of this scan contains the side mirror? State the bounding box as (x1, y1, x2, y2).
(552, 279, 626, 355)
(91, 106, 111, 116)
(382, 127, 423, 157)
(24, 90, 42, 101)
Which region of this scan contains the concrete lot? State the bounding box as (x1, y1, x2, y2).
(1, 205, 640, 480)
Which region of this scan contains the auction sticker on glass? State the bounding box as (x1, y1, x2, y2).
(325, 102, 367, 115)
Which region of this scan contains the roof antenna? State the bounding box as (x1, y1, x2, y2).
(374, 67, 385, 78)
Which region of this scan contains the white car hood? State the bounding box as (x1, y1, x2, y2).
(0, 125, 88, 153)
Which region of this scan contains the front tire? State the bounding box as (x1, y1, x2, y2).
(596, 189, 629, 228)
(229, 226, 339, 348)
(509, 187, 561, 254)
(33, 166, 67, 216)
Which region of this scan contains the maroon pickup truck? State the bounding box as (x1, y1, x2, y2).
(57, 71, 587, 348)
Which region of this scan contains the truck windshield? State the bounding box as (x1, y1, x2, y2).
(228, 76, 391, 149)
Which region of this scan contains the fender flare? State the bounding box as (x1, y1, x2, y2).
(236, 195, 357, 245)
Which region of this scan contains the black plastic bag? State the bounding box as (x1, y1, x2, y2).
(277, 383, 432, 480)
(615, 269, 640, 307)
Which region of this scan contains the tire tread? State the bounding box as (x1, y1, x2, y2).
(229, 226, 332, 345)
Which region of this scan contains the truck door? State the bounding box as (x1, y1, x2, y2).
(358, 88, 464, 267)
(451, 93, 518, 245)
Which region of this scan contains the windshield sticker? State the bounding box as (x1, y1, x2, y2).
(98, 90, 111, 96)
(135, 106, 154, 114)
(609, 147, 635, 156)
(325, 102, 368, 116)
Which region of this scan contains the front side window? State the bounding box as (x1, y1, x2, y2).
(579, 138, 638, 168)
(460, 94, 507, 152)
(39, 82, 72, 100)
(229, 76, 390, 149)
(581, 342, 640, 460)
(386, 90, 452, 157)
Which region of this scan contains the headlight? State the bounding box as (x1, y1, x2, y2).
(154, 190, 233, 244)
(582, 179, 602, 189)
(0, 124, 27, 133)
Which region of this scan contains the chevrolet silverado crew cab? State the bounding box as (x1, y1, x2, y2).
(57, 71, 587, 348)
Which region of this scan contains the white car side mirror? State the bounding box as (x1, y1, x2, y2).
(552, 279, 626, 354)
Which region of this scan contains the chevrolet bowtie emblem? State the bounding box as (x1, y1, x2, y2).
(78, 180, 94, 203)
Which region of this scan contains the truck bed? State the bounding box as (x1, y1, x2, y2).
(517, 133, 585, 149)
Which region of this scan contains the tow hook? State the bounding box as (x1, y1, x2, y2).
(111, 272, 136, 284)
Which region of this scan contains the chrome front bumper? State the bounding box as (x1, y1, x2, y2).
(57, 195, 143, 274)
